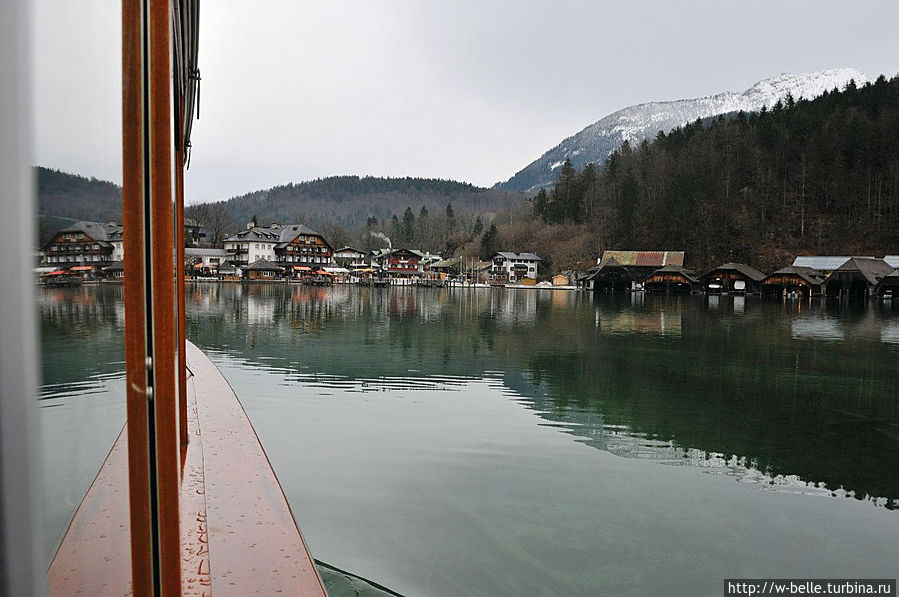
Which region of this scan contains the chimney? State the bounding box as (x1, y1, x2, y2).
(247, 222, 254, 230)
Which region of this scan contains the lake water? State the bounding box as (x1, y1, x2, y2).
(39, 284, 899, 596)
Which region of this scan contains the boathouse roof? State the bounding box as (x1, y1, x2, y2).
(649, 264, 700, 283)
(765, 266, 827, 286)
(791, 256, 875, 271)
(244, 258, 284, 271)
(583, 256, 627, 281)
(829, 257, 894, 286)
(705, 262, 766, 281)
(600, 251, 684, 267)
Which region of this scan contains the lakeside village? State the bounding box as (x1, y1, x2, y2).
(37, 220, 899, 300)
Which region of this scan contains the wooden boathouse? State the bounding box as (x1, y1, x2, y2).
(584, 251, 685, 292)
(643, 265, 700, 293)
(701, 263, 766, 294)
(244, 258, 285, 280)
(602, 250, 685, 281)
(583, 257, 632, 292)
(825, 257, 895, 299)
(761, 266, 826, 298)
(876, 268, 899, 299)
(792, 256, 858, 276)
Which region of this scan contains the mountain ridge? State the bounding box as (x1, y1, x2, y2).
(497, 68, 868, 193)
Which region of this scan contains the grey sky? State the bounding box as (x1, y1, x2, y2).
(33, 0, 899, 202)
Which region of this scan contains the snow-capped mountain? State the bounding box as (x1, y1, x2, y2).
(497, 68, 867, 193)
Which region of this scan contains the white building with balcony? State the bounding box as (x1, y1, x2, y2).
(490, 252, 541, 282)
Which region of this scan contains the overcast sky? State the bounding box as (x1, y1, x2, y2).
(33, 0, 899, 202)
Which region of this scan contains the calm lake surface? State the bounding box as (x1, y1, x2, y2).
(39, 284, 899, 596)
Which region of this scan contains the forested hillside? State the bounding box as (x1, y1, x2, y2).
(218, 176, 522, 232)
(35, 168, 524, 253)
(498, 68, 865, 192)
(522, 75, 899, 272)
(36, 167, 121, 243)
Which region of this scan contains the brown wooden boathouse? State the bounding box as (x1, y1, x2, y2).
(584, 256, 632, 292)
(584, 251, 685, 292)
(244, 257, 286, 280)
(824, 257, 895, 299)
(701, 263, 766, 294)
(643, 265, 700, 293)
(876, 268, 899, 299)
(761, 266, 827, 298)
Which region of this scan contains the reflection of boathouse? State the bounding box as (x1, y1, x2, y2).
(761, 266, 826, 298)
(603, 310, 683, 336)
(701, 262, 766, 294)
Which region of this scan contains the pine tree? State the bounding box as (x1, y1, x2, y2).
(391, 214, 400, 242)
(533, 188, 549, 222)
(479, 223, 499, 260)
(445, 202, 456, 231)
(554, 158, 578, 224)
(401, 207, 415, 245)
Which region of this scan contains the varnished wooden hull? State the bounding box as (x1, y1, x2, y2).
(47, 341, 327, 597)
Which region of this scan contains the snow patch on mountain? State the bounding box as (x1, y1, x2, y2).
(498, 68, 868, 193)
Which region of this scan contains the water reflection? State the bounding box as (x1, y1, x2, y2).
(41, 284, 899, 596)
(180, 285, 899, 509)
(38, 285, 126, 560)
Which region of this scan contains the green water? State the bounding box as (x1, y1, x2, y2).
(39, 284, 899, 596)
